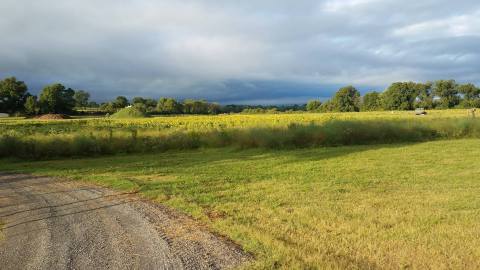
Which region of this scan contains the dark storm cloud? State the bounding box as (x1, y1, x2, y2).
(1, 0, 479, 103)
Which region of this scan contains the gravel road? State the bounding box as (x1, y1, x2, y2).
(0, 173, 250, 270)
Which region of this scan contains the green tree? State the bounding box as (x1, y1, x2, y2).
(457, 83, 480, 108)
(113, 96, 129, 109)
(331, 86, 360, 112)
(157, 97, 182, 114)
(415, 82, 434, 109)
(0, 77, 28, 114)
(207, 103, 221, 114)
(306, 100, 322, 111)
(100, 102, 116, 113)
(24, 95, 39, 115)
(361, 92, 382, 111)
(319, 100, 335, 112)
(182, 99, 211, 114)
(73, 90, 90, 108)
(382, 82, 420, 110)
(433, 80, 459, 109)
(39, 83, 75, 114)
(131, 97, 146, 105)
(88, 101, 99, 108)
(144, 98, 157, 112)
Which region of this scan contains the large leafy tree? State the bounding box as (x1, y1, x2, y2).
(382, 82, 420, 110)
(144, 98, 157, 111)
(131, 97, 146, 105)
(306, 100, 322, 111)
(361, 92, 382, 111)
(24, 95, 39, 115)
(319, 100, 335, 112)
(157, 97, 182, 114)
(331, 86, 360, 112)
(433, 80, 459, 109)
(113, 96, 129, 109)
(0, 77, 29, 114)
(415, 82, 434, 109)
(39, 83, 75, 114)
(457, 83, 480, 108)
(73, 90, 90, 108)
(207, 103, 221, 114)
(133, 97, 157, 112)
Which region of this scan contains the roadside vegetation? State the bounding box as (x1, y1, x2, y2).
(2, 139, 480, 268)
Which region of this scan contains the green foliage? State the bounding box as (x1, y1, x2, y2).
(306, 100, 322, 111)
(330, 86, 360, 112)
(73, 90, 90, 108)
(88, 101, 100, 108)
(110, 105, 148, 119)
(382, 82, 420, 110)
(99, 102, 116, 113)
(180, 99, 220, 114)
(433, 80, 459, 109)
(131, 97, 156, 112)
(113, 96, 129, 109)
(24, 95, 39, 115)
(241, 108, 279, 114)
(0, 77, 28, 114)
(361, 91, 382, 111)
(457, 83, 480, 108)
(144, 98, 157, 111)
(319, 100, 335, 112)
(157, 97, 182, 114)
(415, 82, 434, 109)
(131, 96, 146, 105)
(38, 83, 75, 114)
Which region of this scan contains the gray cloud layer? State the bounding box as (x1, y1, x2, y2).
(1, 0, 479, 103)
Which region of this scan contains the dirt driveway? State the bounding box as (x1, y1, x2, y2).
(0, 173, 250, 269)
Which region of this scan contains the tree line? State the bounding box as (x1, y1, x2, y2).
(0, 77, 224, 115)
(1, 76, 479, 116)
(306, 80, 480, 112)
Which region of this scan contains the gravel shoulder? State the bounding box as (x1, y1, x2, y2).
(0, 173, 250, 270)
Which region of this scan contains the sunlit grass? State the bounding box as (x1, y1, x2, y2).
(2, 139, 480, 269)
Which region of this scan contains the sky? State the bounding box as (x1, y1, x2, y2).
(1, 0, 479, 104)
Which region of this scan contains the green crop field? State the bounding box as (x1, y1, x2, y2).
(1, 110, 480, 269)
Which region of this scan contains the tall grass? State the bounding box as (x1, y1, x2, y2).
(2, 118, 480, 159)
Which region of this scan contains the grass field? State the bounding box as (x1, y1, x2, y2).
(2, 139, 480, 269)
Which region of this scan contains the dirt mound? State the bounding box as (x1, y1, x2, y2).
(36, 114, 71, 120)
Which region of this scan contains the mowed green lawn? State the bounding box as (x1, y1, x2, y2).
(2, 139, 480, 269)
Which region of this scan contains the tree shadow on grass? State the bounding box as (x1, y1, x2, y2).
(0, 140, 429, 199)
(1, 141, 426, 177)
